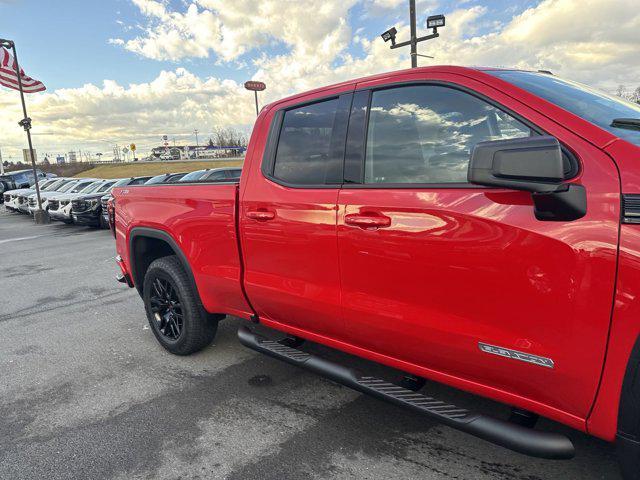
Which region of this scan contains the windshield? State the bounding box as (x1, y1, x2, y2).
(97, 181, 116, 193)
(145, 174, 168, 184)
(488, 70, 640, 147)
(79, 181, 103, 194)
(166, 173, 186, 183)
(56, 180, 79, 193)
(38, 179, 56, 190)
(179, 170, 207, 182)
(113, 178, 132, 187)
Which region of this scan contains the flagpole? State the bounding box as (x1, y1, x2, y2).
(2, 39, 48, 224)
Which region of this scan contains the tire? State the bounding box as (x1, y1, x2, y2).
(143, 255, 218, 355)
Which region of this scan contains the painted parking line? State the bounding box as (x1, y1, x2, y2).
(0, 234, 46, 245)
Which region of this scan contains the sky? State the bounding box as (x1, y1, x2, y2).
(0, 0, 638, 162)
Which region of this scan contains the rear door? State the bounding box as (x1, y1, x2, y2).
(240, 89, 352, 338)
(336, 73, 620, 419)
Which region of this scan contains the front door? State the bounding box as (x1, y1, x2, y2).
(336, 76, 620, 419)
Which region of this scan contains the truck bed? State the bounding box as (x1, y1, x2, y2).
(112, 182, 252, 318)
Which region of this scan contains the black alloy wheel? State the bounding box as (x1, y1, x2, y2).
(142, 255, 221, 355)
(149, 277, 184, 341)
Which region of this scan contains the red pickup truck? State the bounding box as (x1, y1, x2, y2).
(111, 66, 640, 478)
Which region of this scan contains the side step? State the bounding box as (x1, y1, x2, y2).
(238, 326, 575, 460)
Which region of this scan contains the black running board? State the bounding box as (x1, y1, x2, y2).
(238, 326, 575, 460)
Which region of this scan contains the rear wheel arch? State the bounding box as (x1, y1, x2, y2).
(129, 228, 203, 307)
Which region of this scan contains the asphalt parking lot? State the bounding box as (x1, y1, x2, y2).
(0, 207, 622, 480)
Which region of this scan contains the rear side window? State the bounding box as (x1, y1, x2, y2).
(365, 85, 533, 184)
(273, 98, 340, 185)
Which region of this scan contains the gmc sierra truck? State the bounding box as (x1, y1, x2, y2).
(111, 66, 640, 478)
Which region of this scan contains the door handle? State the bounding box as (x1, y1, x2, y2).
(345, 213, 391, 229)
(246, 210, 276, 221)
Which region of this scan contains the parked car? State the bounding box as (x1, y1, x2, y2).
(48, 179, 112, 224)
(0, 168, 48, 201)
(99, 176, 152, 228)
(3, 177, 59, 211)
(111, 66, 640, 479)
(178, 167, 242, 183)
(144, 172, 187, 184)
(11, 177, 68, 214)
(70, 179, 122, 227)
(28, 178, 96, 216)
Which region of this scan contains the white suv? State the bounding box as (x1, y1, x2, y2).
(29, 178, 97, 216)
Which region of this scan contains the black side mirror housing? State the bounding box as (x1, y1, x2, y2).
(468, 136, 564, 193)
(468, 136, 586, 221)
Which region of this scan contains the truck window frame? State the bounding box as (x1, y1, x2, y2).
(261, 92, 353, 189)
(343, 80, 580, 189)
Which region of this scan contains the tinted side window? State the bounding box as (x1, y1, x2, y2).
(365, 85, 533, 184)
(273, 98, 340, 185)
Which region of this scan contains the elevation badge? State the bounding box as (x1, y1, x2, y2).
(478, 342, 554, 369)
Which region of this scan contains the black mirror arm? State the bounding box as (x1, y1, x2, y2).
(532, 184, 587, 221)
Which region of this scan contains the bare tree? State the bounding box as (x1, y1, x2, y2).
(616, 85, 629, 99)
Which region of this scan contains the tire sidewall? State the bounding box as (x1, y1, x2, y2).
(143, 262, 195, 352)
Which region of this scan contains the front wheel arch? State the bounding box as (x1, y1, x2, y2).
(617, 334, 640, 479)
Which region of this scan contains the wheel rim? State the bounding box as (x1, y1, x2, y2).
(149, 277, 184, 340)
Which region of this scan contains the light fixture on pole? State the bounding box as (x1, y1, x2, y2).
(380, 27, 398, 46)
(381, 1, 445, 68)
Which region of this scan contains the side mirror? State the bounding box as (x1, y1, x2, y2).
(468, 135, 587, 221)
(468, 136, 564, 193)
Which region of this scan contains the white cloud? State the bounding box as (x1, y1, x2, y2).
(2, 0, 639, 161)
(113, 0, 360, 63)
(113, 0, 640, 91)
(0, 68, 255, 161)
(424, 0, 640, 90)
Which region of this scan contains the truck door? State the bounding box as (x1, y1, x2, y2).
(240, 90, 352, 339)
(336, 75, 620, 420)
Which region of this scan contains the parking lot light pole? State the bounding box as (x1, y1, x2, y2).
(381, 1, 445, 69)
(409, 0, 417, 68)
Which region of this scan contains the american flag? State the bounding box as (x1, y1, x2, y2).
(0, 46, 46, 93)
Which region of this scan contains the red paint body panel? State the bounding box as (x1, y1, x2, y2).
(112, 65, 640, 444)
(337, 72, 620, 428)
(239, 83, 354, 339)
(588, 224, 640, 440)
(114, 184, 251, 318)
(586, 139, 640, 441)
